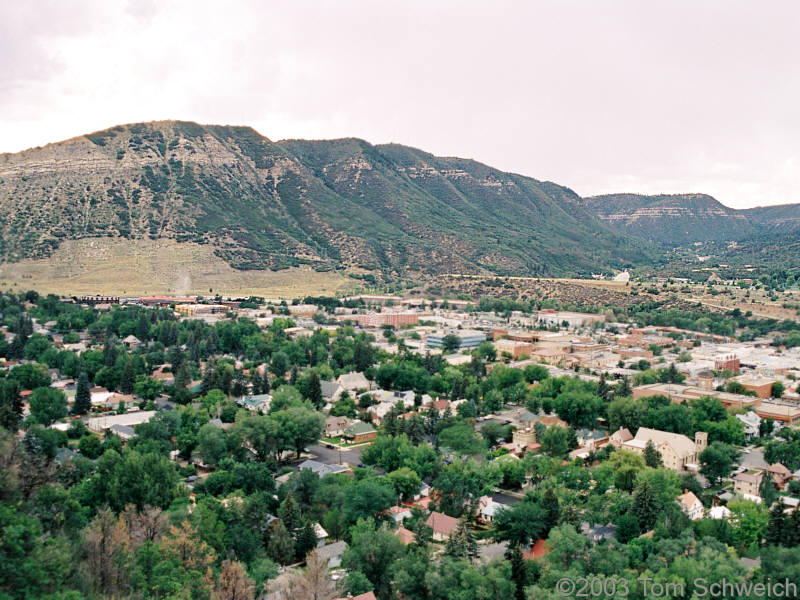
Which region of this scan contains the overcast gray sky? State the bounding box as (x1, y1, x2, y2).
(2, 0, 799, 208)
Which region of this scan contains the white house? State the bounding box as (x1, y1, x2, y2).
(736, 411, 761, 440)
(477, 495, 505, 524)
(677, 490, 704, 521)
(708, 505, 732, 520)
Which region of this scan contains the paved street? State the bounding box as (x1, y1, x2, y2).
(307, 443, 366, 468)
(739, 446, 768, 469)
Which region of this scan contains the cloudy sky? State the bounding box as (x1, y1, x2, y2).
(2, 1, 799, 208)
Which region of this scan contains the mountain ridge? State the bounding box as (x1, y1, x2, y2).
(0, 120, 654, 278)
(583, 192, 800, 247)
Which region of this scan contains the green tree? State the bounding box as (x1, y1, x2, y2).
(78, 435, 103, 459)
(523, 364, 549, 383)
(542, 487, 560, 534)
(438, 424, 486, 456)
(728, 499, 768, 549)
(643, 440, 663, 468)
(444, 519, 478, 561)
(29, 387, 68, 426)
(272, 406, 324, 459)
(344, 570, 373, 597)
(73, 372, 92, 416)
(303, 371, 324, 410)
(0, 379, 22, 430)
(765, 502, 786, 546)
(195, 423, 227, 467)
(387, 467, 422, 501)
(760, 473, 778, 507)
(615, 511, 640, 543)
(342, 479, 396, 524)
(632, 478, 658, 533)
(540, 426, 573, 459)
(120, 360, 135, 395)
(267, 520, 295, 565)
(279, 494, 302, 534)
(509, 543, 526, 600)
(493, 501, 546, 547)
(133, 376, 162, 401)
(342, 519, 404, 600)
(699, 442, 739, 485)
(441, 334, 461, 353)
(295, 520, 318, 563)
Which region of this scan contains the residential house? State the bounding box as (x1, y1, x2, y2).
(295, 459, 352, 478)
(343, 421, 377, 443)
(708, 505, 732, 520)
(426, 511, 459, 541)
(522, 539, 550, 561)
(581, 522, 616, 542)
(324, 416, 352, 438)
(313, 523, 329, 547)
(334, 592, 376, 600)
(609, 428, 633, 447)
(575, 428, 609, 451)
(395, 526, 415, 546)
(122, 335, 143, 350)
(108, 424, 136, 441)
(337, 371, 371, 392)
(733, 470, 763, 499)
(386, 505, 412, 523)
(736, 411, 762, 440)
(317, 540, 347, 569)
(151, 366, 175, 387)
(87, 411, 157, 434)
(320, 380, 344, 404)
(677, 490, 704, 521)
(431, 399, 450, 415)
(240, 393, 272, 412)
(765, 463, 793, 491)
(367, 401, 396, 425)
(90, 386, 114, 406)
(477, 495, 505, 524)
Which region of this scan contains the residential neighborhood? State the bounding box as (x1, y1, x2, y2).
(3, 286, 800, 599)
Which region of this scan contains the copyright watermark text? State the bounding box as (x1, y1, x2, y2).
(555, 576, 797, 598)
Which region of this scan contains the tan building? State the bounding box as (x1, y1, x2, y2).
(356, 312, 427, 328)
(755, 400, 800, 424)
(733, 470, 763, 498)
(609, 427, 633, 447)
(733, 374, 776, 399)
(426, 511, 459, 541)
(622, 428, 707, 472)
(632, 382, 760, 410)
(530, 346, 572, 367)
(494, 339, 533, 359)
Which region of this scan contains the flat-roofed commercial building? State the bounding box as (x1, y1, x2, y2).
(537, 310, 605, 328)
(632, 382, 761, 410)
(426, 329, 486, 349)
(755, 400, 800, 424)
(356, 312, 427, 328)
